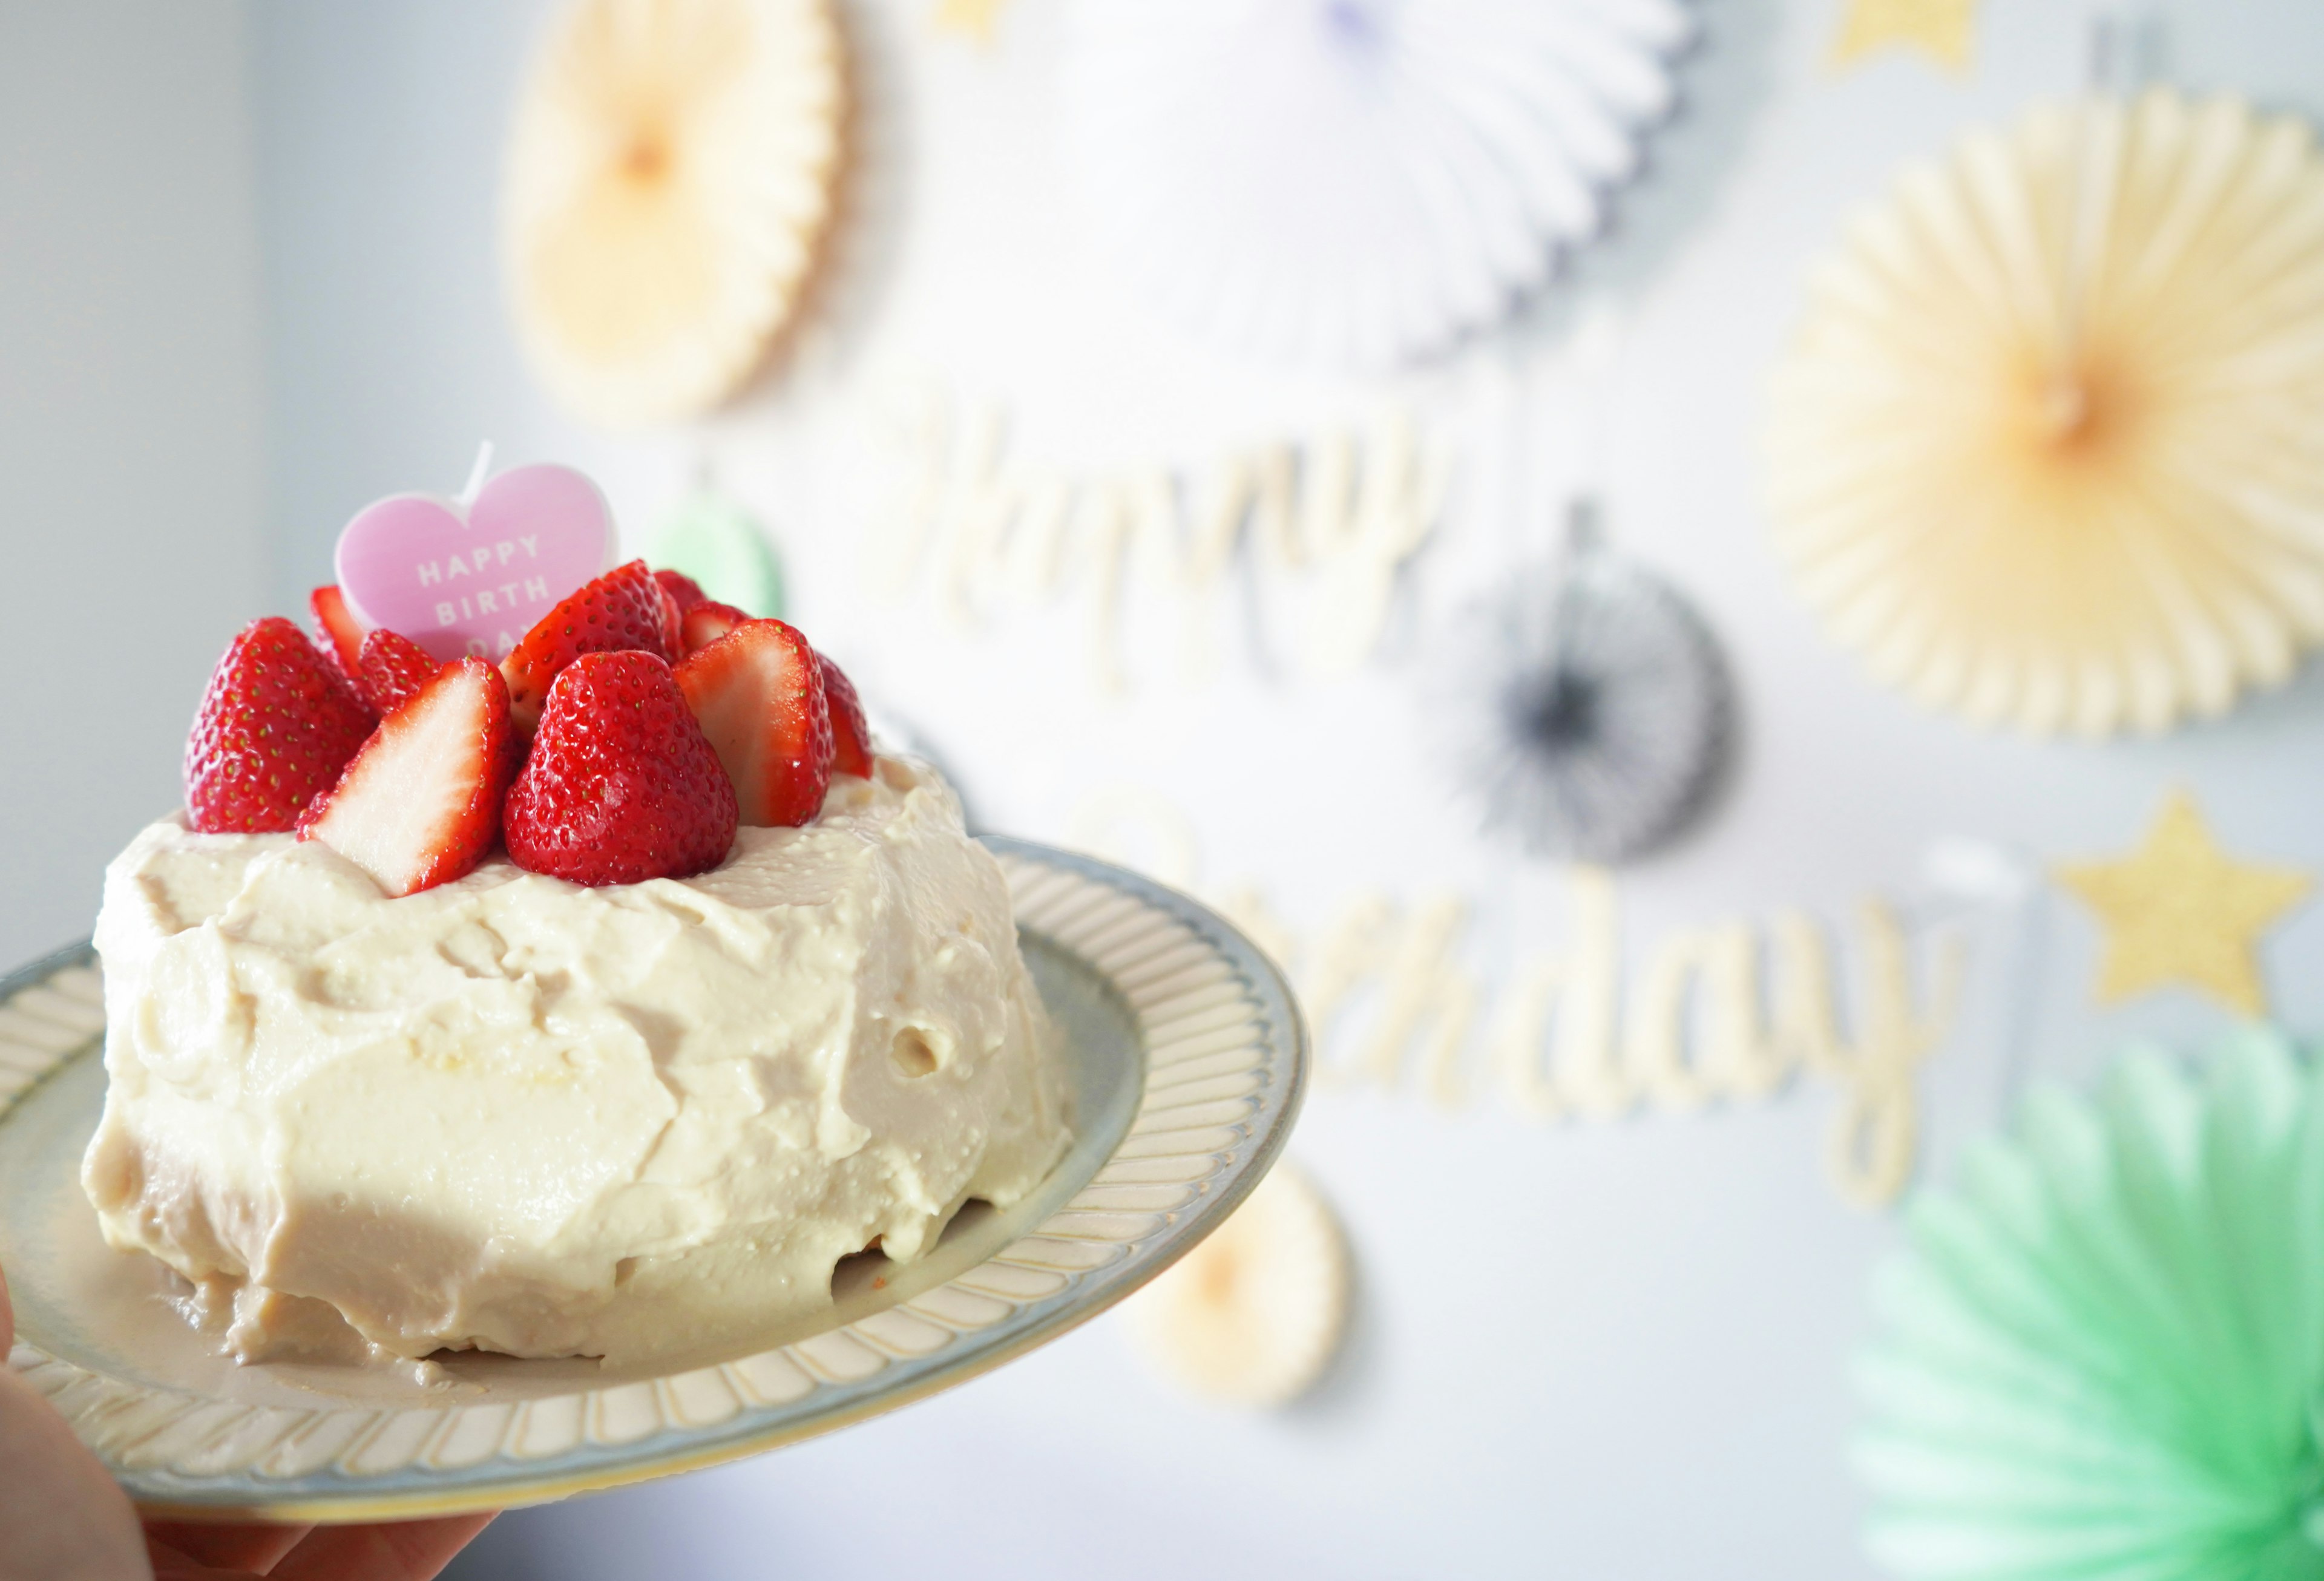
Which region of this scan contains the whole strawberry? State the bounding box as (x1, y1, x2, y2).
(819, 652, 875, 778)
(501, 560, 682, 735)
(185, 617, 378, 833)
(356, 628, 441, 715)
(653, 568, 707, 614)
(504, 650, 737, 886)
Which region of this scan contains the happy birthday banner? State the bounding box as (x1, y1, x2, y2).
(1071, 793, 1964, 1209)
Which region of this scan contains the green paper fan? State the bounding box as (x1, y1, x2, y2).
(649, 490, 785, 618)
(1858, 1029, 2324, 1580)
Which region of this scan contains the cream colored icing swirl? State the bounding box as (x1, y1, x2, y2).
(82, 757, 1070, 1366)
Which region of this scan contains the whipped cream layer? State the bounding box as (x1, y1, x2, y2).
(83, 758, 1070, 1365)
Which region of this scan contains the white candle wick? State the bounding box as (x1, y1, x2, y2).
(458, 441, 496, 510)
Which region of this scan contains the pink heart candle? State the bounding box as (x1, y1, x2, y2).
(335, 463, 614, 663)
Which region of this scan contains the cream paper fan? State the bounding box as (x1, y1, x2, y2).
(1767, 88, 2324, 737)
(1126, 1162, 1350, 1407)
(502, 0, 844, 427)
(1061, 0, 1695, 369)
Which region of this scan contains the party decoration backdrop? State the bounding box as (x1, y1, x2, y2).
(1059, 0, 1696, 368)
(1767, 88, 2324, 738)
(1858, 1032, 2324, 1580)
(226, 1, 2324, 1576)
(502, 0, 845, 425)
(1434, 525, 1732, 864)
(1126, 1161, 1351, 1408)
(2055, 791, 2312, 1016)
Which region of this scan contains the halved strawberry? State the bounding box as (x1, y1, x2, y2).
(680, 600, 749, 656)
(185, 617, 378, 833)
(310, 585, 367, 684)
(504, 652, 737, 886)
(819, 653, 874, 778)
(501, 560, 680, 734)
(356, 629, 441, 715)
(674, 620, 833, 827)
(654, 569, 708, 614)
(297, 660, 515, 896)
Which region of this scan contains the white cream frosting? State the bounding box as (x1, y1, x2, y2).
(82, 757, 1070, 1366)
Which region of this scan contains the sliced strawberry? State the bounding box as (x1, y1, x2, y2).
(504, 651, 737, 885)
(297, 660, 514, 896)
(680, 600, 749, 656)
(654, 569, 708, 614)
(356, 629, 441, 715)
(309, 585, 367, 685)
(819, 653, 874, 778)
(674, 620, 833, 827)
(185, 617, 378, 833)
(501, 560, 680, 735)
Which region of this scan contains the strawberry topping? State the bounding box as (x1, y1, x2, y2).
(674, 619, 833, 828)
(309, 585, 368, 686)
(819, 653, 874, 778)
(654, 569, 708, 614)
(653, 578, 685, 659)
(184, 617, 378, 833)
(501, 560, 681, 734)
(504, 651, 738, 885)
(680, 600, 749, 656)
(298, 659, 515, 897)
(356, 629, 442, 716)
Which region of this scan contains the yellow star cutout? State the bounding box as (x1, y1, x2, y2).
(930, 0, 1006, 44)
(1829, 0, 1981, 73)
(2055, 793, 2312, 1017)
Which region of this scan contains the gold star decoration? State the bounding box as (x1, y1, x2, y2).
(2054, 793, 2312, 1017)
(930, 0, 1006, 44)
(1829, 0, 1981, 73)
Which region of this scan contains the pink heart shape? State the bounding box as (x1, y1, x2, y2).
(335, 464, 614, 663)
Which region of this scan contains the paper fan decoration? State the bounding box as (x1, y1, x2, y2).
(649, 487, 786, 615)
(1768, 88, 2324, 737)
(502, 0, 845, 427)
(1858, 1029, 2324, 1579)
(1060, 0, 1696, 368)
(1127, 1162, 1350, 1407)
(1433, 530, 1731, 864)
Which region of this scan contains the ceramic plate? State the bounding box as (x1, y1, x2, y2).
(0, 839, 1305, 1521)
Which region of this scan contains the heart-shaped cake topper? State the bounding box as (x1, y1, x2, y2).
(335, 463, 614, 663)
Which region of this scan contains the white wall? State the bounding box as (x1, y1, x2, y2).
(0, 1, 269, 967)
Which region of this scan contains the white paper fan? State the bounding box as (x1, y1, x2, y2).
(1061, 0, 1696, 369)
(502, 0, 845, 427)
(1767, 88, 2324, 737)
(1126, 1161, 1350, 1406)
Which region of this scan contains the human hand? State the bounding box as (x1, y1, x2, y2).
(0, 1263, 494, 1580)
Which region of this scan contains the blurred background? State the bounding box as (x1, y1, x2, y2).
(8, 0, 2324, 1576)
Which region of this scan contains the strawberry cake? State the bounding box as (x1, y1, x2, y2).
(82, 562, 1071, 1366)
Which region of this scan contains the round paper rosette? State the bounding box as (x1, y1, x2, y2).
(1857, 1029, 2324, 1579)
(502, 0, 845, 427)
(1433, 540, 1732, 865)
(1060, 0, 1695, 369)
(1127, 1162, 1350, 1407)
(1767, 89, 2324, 737)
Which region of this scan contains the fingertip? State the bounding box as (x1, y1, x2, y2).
(272, 1510, 498, 1581)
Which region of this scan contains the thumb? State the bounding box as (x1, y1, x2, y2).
(1, 1259, 14, 1355)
